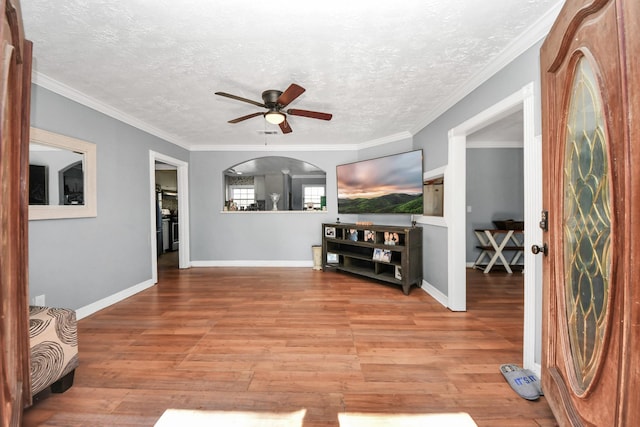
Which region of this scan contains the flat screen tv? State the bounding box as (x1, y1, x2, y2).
(337, 150, 423, 214)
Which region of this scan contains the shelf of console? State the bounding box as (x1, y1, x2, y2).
(324, 262, 418, 294)
(323, 247, 403, 263)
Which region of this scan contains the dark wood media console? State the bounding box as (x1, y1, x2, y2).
(321, 223, 423, 295)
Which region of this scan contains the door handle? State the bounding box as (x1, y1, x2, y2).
(531, 244, 548, 256)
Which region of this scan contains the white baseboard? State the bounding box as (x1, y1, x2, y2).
(420, 279, 448, 308)
(75, 279, 155, 320)
(191, 260, 313, 268)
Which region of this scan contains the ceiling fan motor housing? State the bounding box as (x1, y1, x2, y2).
(262, 90, 283, 108)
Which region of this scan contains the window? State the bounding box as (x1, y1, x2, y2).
(230, 186, 255, 210)
(303, 185, 325, 209)
(224, 156, 327, 211)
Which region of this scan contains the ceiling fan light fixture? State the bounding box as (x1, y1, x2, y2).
(265, 111, 285, 125)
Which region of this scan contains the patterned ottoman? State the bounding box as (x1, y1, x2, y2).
(29, 306, 79, 396)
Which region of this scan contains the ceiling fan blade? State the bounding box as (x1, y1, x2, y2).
(227, 112, 264, 123)
(276, 84, 305, 107)
(279, 118, 293, 134)
(287, 108, 333, 121)
(215, 91, 266, 108)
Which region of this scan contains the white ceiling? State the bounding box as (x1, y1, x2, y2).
(22, 0, 563, 150)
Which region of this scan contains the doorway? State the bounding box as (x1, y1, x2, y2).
(156, 163, 179, 268)
(446, 83, 542, 372)
(466, 109, 525, 274)
(149, 151, 190, 283)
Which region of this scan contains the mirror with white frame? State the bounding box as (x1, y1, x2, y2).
(28, 127, 97, 220)
(224, 156, 326, 212)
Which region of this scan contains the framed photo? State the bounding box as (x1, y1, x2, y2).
(327, 252, 339, 263)
(325, 227, 336, 238)
(348, 229, 358, 241)
(364, 229, 375, 243)
(395, 265, 402, 280)
(383, 231, 399, 245)
(373, 248, 391, 262)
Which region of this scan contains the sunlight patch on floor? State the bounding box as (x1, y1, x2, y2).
(155, 409, 478, 426)
(338, 412, 478, 427)
(155, 409, 307, 427)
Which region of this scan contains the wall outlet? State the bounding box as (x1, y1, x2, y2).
(34, 294, 45, 306)
(467, 205, 472, 213)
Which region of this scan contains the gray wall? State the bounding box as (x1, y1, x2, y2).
(189, 149, 357, 263)
(29, 85, 189, 310)
(466, 147, 524, 262)
(412, 39, 543, 296)
(188, 136, 418, 265)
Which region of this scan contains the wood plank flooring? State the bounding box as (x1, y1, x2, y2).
(23, 255, 557, 426)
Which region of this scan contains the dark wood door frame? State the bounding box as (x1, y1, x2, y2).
(1, 0, 32, 425)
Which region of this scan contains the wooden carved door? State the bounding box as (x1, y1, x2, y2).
(1, 0, 32, 425)
(540, 0, 640, 425)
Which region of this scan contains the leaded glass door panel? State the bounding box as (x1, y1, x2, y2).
(563, 56, 611, 394)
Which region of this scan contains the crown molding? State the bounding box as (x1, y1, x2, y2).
(189, 143, 360, 152)
(409, 1, 563, 135)
(356, 131, 414, 150)
(32, 73, 192, 150)
(190, 131, 412, 152)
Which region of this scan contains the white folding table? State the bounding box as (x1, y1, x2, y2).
(473, 229, 524, 273)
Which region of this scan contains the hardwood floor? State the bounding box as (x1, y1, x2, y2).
(23, 260, 557, 426)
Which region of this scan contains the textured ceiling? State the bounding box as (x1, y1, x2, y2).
(21, 0, 563, 150)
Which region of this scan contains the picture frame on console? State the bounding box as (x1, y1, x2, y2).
(373, 248, 391, 263)
(364, 230, 375, 242)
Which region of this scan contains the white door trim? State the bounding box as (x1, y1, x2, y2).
(447, 83, 540, 371)
(522, 97, 543, 374)
(149, 151, 191, 283)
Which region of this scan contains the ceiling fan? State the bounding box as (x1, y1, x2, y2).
(214, 83, 332, 134)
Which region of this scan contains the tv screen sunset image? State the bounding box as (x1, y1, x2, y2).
(337, 150, 423, 214)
